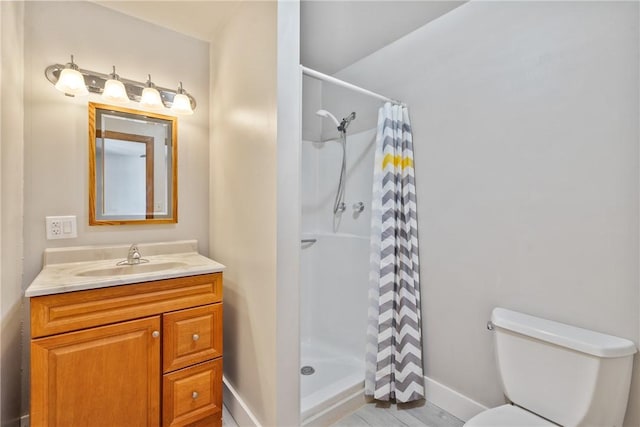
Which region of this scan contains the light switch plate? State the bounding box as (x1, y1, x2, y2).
(46, 215, 77, 240)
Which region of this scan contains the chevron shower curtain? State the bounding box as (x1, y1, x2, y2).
(365, 102, 424, 403)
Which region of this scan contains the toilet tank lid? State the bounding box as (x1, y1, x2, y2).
(491, 308, 637, 358)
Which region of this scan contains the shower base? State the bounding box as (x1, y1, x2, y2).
(301, 340, 365, 423)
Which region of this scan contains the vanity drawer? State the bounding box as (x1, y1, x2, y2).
(163, 359, 222, 427)
(31, 273, 223, 338)
(163, 303, 223, 373)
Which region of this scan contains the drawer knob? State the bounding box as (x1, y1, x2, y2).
(192, 333, 200, 341)
(192, 391, 199, 399)
(152, 331, 160, 338)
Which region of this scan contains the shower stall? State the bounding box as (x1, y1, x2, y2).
(299, 70, 380, 423)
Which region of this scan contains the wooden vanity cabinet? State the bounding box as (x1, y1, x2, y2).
(30, 273, 223, 427)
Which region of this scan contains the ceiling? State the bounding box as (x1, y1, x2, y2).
(95, 0, 465, 75)
(301, 1, 465, 74)
(94, 1, 245, 42)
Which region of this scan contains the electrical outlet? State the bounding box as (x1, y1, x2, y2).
(46, 216, 77, 240)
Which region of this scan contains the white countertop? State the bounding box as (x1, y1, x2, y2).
(25, 240, 225, 297)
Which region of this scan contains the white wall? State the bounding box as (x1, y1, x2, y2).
(275, 1, 302, 425)
(1, 2, 25, 425)
(210, 2, 302, 424)
(23, 2, 210, 268)
(22, 0, 210, 417)
(209, 2, 279, 425)
(325, 1, 640, 425)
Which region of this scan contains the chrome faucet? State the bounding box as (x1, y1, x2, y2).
(116, 244, 149, 266)
(127, 244, 142, 264)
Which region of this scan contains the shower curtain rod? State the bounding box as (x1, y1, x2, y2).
(301, 65, 405, 107)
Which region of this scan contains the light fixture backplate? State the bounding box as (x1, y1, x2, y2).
(45, 63, 197, 111)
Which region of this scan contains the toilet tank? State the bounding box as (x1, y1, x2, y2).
(491, 308, 637, 427)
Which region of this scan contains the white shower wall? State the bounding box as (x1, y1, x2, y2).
(300, 127, 377, 354)
(301, 234, 369, 352)
(302, 130, 377, 237)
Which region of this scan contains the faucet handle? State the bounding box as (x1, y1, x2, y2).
(353, 202, 365, 213)
(128, 244, 141, 264)
(116, 244, 148, 266)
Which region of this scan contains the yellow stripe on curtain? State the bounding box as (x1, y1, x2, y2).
(382, 153, 413, 170)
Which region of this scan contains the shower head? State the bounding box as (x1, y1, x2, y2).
(338, 112, 356, 133)
(316, 109, 357, 134)
(316, 109, 340, 128)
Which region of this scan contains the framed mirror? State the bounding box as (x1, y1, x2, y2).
(89, 103, 177, 225)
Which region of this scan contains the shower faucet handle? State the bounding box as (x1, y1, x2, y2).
(336, 202, 346, 213)
(353, 202, 365, 213)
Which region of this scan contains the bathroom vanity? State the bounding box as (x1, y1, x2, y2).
(25, 241, 225, 427)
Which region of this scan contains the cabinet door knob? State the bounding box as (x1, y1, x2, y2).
(152, 331, 160, 338)
(192, 333, 200, 341)
(192, 391, 199, 399)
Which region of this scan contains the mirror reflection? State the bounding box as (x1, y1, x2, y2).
(89, 103, 177, 225)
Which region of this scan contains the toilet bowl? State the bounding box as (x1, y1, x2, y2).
(464, 308, 637, 427)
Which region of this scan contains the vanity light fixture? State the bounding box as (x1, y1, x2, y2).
(54, 55, 89, 97)
(102, 66, 129, 104)
(45, 55, 197, 113)
(140, 74, 163, 110)
(170, 82, 194, 115)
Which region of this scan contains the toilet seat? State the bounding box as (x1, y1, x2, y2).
(464, 404, 556, 427)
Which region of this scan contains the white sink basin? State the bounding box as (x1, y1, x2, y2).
(76, 261, 188, 277)
(25, 240, 226, 297)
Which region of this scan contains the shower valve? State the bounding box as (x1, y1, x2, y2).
(335, 202, 347, 213)
(353, 202, 365, 213)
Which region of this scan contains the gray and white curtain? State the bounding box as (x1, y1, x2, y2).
(365, 102, 424, 403)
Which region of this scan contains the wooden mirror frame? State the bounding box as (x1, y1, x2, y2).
(89, 102, 178, 225)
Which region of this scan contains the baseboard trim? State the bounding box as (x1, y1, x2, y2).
(424, 376, 488, 422)
(223, 375, 263, 427)
(302, 386, 365, 427)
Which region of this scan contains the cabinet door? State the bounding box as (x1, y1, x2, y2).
(31, 316, 161, 427)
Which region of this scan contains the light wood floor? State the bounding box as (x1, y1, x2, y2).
(331, 401, 465, 427)
(223, 400, 464, 427)
(222, 405, 239, 427)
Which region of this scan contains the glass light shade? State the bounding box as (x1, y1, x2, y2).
(170, 93, 193, 115)
(140, 87, 163, 109)
(54, 68, 88, 96)
(102, 79, 129, 103)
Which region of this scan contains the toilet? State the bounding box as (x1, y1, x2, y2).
(465, 307, 637, 427)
